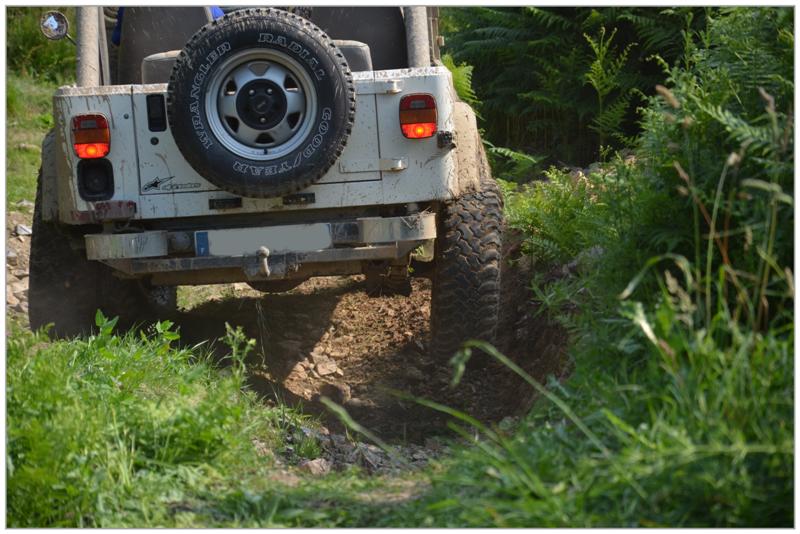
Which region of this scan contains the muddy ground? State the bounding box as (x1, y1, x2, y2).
(7, 208, 569, 464)
(177, 271, 568, 442)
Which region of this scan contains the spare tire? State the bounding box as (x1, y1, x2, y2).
(167, 8, 355, 198)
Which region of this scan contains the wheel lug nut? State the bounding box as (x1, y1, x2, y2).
(267, 89, 273, 94)
(259, 117, 266, 123)
(249, 89, 255, 96)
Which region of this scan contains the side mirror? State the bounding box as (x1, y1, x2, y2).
(40, 11, 70, 41)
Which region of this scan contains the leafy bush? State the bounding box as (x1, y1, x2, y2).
(442, 53, 480, 110)
(635, 6, 794, 327)
(501, 169, 603, 266)
(440, 7, 708, 166)
(374, 7, 794, 527)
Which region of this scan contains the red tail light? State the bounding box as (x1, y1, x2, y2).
(400, 94, 437, 139)
(72, 114, 110, 159)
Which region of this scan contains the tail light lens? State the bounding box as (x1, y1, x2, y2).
(399, 94, 437, 139)
(72, 114, 110, 158)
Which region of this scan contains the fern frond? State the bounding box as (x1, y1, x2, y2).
(590, 92, 633, 141)
(442, 54, 481, 110)
(696, 102, 775, 156)
(523, 7, 575, 31)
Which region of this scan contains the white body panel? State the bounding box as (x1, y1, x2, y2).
(53, 67, 458, 223)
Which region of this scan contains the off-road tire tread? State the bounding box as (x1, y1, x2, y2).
(29, 134, 175, 337)
(430, 174, 504, 360)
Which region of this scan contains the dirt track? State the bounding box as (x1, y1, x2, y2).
(7, 208, 569, 443)
(172, 236, 570, 441)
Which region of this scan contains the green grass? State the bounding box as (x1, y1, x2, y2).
(364, 7, 793, 526)
(177, 284, 241, 311)
(365, 293, 793, 526)
(6, 314, 339, 527)
(8, 283, 792, 527)
(7, 311, 439, 527)
(6, 73, 58, 209)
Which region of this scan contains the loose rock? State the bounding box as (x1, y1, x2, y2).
(316, 359, 339, 376)
(16, 143, 40, 153)
(298, 458, 331, 476)
(411, 450, 429, 461)
(355, 443, 385, 471)
(7, 288, 19, 308)
(344, 397, 375, 409)
(319, 382, 351, 404)
(6, 249, 18, 266)
(251, 438, 272, 458)
(289, 363, 308, 380)
(310, 351, 330, 365)
(14, 224, 32, 236)
(10, 279, 29, 298)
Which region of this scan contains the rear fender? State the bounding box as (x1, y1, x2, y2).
(451, 101, 489, 196)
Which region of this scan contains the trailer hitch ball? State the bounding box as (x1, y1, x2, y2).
(258, 246, 271, 277)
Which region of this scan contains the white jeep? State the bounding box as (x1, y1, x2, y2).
(30, 7, 503, 359)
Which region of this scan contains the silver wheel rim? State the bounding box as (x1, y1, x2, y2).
(205, 48, 318, 161)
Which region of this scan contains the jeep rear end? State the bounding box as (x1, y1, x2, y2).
(44, 7, 477, 287)
(31, 7, 502, 361)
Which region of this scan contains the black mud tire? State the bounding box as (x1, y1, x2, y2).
(167, 8, 356, 198)
(430, 177, 504, 361)
(28, 173, 176, 338)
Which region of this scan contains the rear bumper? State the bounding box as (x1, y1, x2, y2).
(86, 212, 436, 281)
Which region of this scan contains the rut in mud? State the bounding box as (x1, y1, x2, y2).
(173, 244, 570, 443)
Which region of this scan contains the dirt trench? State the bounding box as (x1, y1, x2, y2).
(171, 236, 570, 443)
(7, 208, 569, 445)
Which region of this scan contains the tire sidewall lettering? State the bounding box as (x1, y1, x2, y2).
(258, 32, 327, 81)
(235, 106, 332, 175)
(189, 41, 232, 149)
